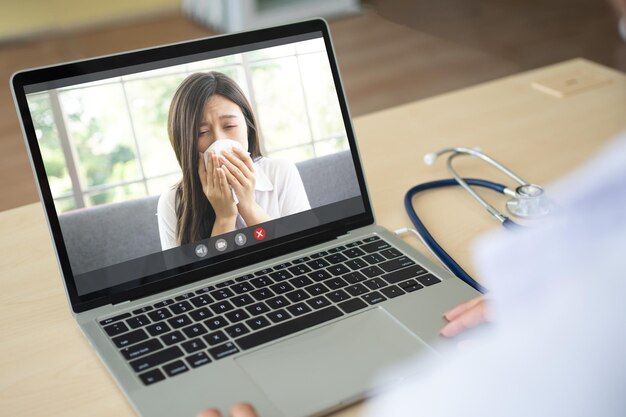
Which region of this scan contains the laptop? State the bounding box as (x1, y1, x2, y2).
(11, 19, 479, 417)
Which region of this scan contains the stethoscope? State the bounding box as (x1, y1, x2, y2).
(403, 147, 550, 293)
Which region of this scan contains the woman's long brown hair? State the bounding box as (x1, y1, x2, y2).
(167, 71, 262, 245)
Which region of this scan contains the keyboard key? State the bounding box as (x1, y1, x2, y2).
(250, 276, 273, 288)
(210, 300, 235, 314)
(210, 288, 234, 301)
(246, 316, 271, 330)
(285, 289, 310, 303)
(103, 322, 129, 337)
(195, 286, 213, 294)
(382, 265, 426, 284)
(288, 264, 312, 275)
(181, 323, 208, 338)
(343, 271, 366, 284)
(250, 288, 275, 301)
(379, 256, 416, 273)
(309, 251, 327, 259)
(216, 279, 235, 288)
(209, 342, 240, 360)
(181, 338, 207, 354)
(304, 283, 330, 296)
(345, 242, 359, 248)
(270, 282, 295, 294)
(204, 330, 228, 346)
(362, 235, 381, 242)
(289, 275, 313, 288)
(287, 302, 312, 316)
(161, 330, 185, 345)
(130, 346, 184, 373)
(345, 259, 368, 270)
(342, 248, 366, 258)
(337, 298, 368, 314)
(327, 265, 351, 276)
(361, 266, 384, 278)
(113, 328, 149, 348)
(146, 322, 171, 337)
(255, 268, 274, 277)
(308, 270, 331, 282)
(291, 256, 311, 264)
(380, 285, 405, 299)
(126, 314, 150, 329)
(267, 309, 292, 323)
(274, 262, 292, 270)
(245, 302, 270, 316)
(189, 307, 211, 322)
(416, 273, 442, 287)
(170, 301, 193, 315)
(363, 277, 388, 290)
(121, 339, 164, 360)
(266, 295, 290, 310)
(148, 309, 173, 322)
(398, 279, 418, 289)
(325, 253, 348, 264)
(236, 306, 343, 350)
(231, 282, 255, 294)
(269, 270, 293, 281)
(236, 274, 255, 282)
(153, 299, 174, 308)
(345, 283, 368, 297)
(139, 368, 165, 385)
(175, 292, 195, 301)
(306, 296, 331, 309)
(186, 352, 212, 368)
(225, 309, 250, 323)
(132, 306, 153, 315)
(362, 291, 386, 305)
(225, 323, 250, 338)
(229, 294, 254, 307)
(326, 289, 350, 303)
(360, 241, 391, 253)
(204, 316, 229, 330)
(380, 248, 402, 259)
(362, 254, 386, 265)
(404, 284, 423, 292)
(328, 246, 345, 254)
(326, 277, 348, 289)
(306, 259, 330, 270)
(167, 315, 192, 329)
(163, 360, 189, 377)
(190, 294, 213, 308)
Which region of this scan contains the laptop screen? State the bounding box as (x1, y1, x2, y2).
(13, 21, 372, 311)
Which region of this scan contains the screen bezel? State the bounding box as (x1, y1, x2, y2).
(11, 19, 374, 313)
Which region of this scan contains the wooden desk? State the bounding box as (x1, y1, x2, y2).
(1, 59, 625, 417)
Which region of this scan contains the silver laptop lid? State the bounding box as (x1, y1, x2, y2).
(11, 19, 373, 313)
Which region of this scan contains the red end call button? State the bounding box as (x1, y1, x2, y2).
(254, 227, 266, 241)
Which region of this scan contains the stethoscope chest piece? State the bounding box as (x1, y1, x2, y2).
(506, 184, 550, 218)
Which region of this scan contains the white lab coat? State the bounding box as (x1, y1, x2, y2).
(366, 132, 626, 417)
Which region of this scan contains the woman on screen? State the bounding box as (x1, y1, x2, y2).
(157, 71, 311, 250)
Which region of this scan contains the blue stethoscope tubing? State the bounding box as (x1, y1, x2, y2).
(404, 178, 523, 294)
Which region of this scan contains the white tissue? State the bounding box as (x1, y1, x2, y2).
(203, 139, 245, 205)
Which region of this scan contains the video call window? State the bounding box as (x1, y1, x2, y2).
(27, 38, 348, 215)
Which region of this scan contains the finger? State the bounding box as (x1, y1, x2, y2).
(220, 155, 247, 186)
(217, 167, 232, 197)
(198, 152, 208, 189)
(443, 296, 484, 321)
(221, 164, 242, 189)
(232, 147, 255, 173)
(223, 150, 252, 178)
(197, 408, 223, 417)
(230, 403, 259, 417)
(211, 153, 220, 190)
(440, 303, 489, 338)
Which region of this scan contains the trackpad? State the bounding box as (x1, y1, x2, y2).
(235, 308, 435, 417)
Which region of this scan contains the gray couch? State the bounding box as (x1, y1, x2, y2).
(60, 150, 360, 275)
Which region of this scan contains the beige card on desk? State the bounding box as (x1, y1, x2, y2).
(532, 69, 612, 97)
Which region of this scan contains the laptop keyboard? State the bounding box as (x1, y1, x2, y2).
(99, 235, 441, 386)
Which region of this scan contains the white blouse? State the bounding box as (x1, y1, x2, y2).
(157, 157, 311, 250)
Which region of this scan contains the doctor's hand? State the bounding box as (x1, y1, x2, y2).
(197, 403, 259, 417)
(199, 151, 237, 235)
(440, 296, 491, 338)
(219, 147, 270, 226)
